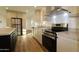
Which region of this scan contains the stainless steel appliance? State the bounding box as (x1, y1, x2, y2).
(51, 23, 68, 32)
(42, 29, 57, 52)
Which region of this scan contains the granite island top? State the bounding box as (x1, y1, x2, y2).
(57, 29, 79, 41)
(0, 27, 16, 36)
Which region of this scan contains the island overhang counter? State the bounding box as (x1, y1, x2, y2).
(0, 28, 17, 52)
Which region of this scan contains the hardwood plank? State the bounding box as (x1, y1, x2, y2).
(15, 34, 45, 52)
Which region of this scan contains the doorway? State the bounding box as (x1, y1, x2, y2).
(11, 17, 23, 36)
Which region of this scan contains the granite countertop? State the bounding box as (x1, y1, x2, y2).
(57, 29, 79, 41)
(0, 27, 16, 36)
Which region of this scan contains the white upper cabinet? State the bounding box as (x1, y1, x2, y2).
(0, 7, 7, 28)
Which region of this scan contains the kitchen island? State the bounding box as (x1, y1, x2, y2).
(0, 28, 17, 52)
(57, 29, 79, 52)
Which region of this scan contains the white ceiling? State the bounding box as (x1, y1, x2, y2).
(3, 6, 79, 16)
(5, 6, 34, 13)
(4, 6, 46, 13)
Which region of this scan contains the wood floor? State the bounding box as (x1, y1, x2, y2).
(15, 33, 45, 52)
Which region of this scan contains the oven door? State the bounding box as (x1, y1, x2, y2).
(42, 32, 57, 52)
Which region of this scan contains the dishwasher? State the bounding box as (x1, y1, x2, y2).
(42, 30, 57, 52)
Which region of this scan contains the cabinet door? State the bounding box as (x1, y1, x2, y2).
(10, 31, 17, 51)
(33, 28, 42, 45)
(0, 35, 10, 51)
(42, 35, 56, 52)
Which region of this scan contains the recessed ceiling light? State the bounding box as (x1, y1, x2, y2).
(34, 6, 37, 8)
(5, 7, 8, 9)
(64, 13, 68, 16)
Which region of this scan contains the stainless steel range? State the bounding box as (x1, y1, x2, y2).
(42, 29, 57, 52)
(51, 23, 68, 32)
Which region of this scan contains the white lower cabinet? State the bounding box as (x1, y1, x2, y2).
(33, 28, 42, 45)
(57, 36, 79, 52)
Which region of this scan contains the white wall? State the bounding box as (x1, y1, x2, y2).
(68, 17, 76, 29)
(6, 11, 27, 29)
